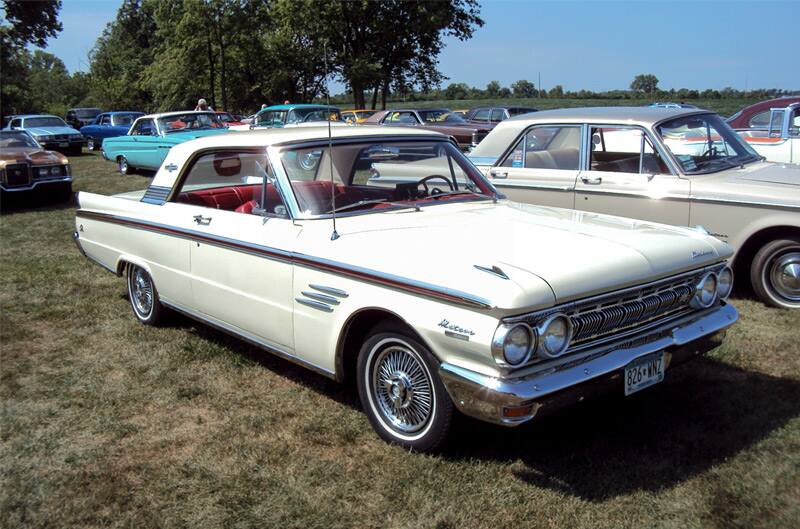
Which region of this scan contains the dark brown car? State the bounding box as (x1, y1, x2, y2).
(727, 96, 800, 130)
(464, 106, 538, 128)
(0, 130, 72, 199)
(362, 109, 493, 150)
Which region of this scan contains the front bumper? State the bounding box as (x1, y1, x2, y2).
(0, 176, 73, 193)
(439, 303, 738, 426)
(39, 139, 84, 150)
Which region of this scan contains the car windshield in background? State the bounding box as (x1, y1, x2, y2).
(286, 108, 341, 124)
(217, 113, 236, 122)
(419, 110, 468, 124)
(76, 109, 101, 119)
(280, 140, 496, 217)
(158, 113, 223, 132)
(24, 117, 68, 128)
(354, 111, 376, 120)
(111, 113, 138, 126)
(657, 113, 761, 174)
(0, 131, 39, 149)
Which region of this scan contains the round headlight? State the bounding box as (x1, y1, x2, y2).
(692, 272, 718, 308)
(491, 323, 533, 367)
(536, 313, 573, 359)
(717, 267, 733, 299)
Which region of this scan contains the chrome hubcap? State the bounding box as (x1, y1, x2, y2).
(131, 268, 153, 316)
(770, 251, 800, 302)
(88, 138, 94, 149)
(372, 345, 432, 433)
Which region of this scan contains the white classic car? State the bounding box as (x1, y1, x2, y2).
(469, 107, 800, 309)
(74, 126, 738, 451)
(735, 102, 799, 164)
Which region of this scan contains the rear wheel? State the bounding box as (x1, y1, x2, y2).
(126, 265, 166, 325)
(117, 156, 130, 175)
(751, 238, 800, 309)
(357, 323, 454, 452)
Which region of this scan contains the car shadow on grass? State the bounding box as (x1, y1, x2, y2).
(0, 190, 76, 214)
(443, 357, 800, 501)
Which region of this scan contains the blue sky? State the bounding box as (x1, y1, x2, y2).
(30, 0, 800, 92)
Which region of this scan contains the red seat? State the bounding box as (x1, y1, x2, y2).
(178, 185, 260, 211)
(234, 184, 284, 215)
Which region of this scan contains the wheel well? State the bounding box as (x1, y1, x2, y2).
(734, 225, 800, 282)
(116, 260, 129, 277)
(335, 309, 422, 384)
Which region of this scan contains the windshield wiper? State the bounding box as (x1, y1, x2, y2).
(424, 190, 492, 201)
(327, 198, 420, 214)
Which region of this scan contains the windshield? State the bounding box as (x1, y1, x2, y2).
(418, 110, 467, 124)
(76, 108, 101, 119)
(656, 113, 761, 174)
(280, 140, 496, 217)
(111, 113, 139, 126)
(24, 117, 67, 128)
(286, 107, 341, 125)
(0, 131, 39, 149)
(217, 112, 236, 123)
(158, 112, 223, 133)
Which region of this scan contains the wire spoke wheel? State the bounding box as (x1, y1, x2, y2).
(130, 268, 154, 317)
(371, 343, 434, 434)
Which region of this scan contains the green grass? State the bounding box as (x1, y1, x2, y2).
(383, 97, 760, 118)
(1, 152, 799, 529)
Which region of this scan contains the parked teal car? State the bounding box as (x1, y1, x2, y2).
(101, 111, 230, 174)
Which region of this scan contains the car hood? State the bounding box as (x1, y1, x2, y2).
(25, 126, 80, 136)
(0, 148, 65, 165)
(691, 161, 800, 207)
(298, 201, 730, 313)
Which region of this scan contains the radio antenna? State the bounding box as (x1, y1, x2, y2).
(324, 42, 339, 241)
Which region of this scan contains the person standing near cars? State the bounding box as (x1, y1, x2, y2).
(194, 98, 214, 111)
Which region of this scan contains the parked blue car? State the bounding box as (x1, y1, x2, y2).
(101, 111, 230, 174)
(2, 114, 84, 154)
(250, 104, 342, 128)
(80, 111, 144, 151)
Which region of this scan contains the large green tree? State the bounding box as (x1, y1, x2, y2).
(630, 73, 659, 94)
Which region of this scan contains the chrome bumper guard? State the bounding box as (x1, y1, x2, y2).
(439, 303, 738, 426)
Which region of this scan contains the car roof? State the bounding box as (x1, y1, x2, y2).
(137, 110, 217, 120)
(502, 106, 706, 126)
(17, 114, 61, 119)
(151, 126, 449, 189)
(106, 111, 143, 115)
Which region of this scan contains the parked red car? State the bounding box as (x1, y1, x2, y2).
(727, 96, 800, 129)
(215, 111, 245, 127)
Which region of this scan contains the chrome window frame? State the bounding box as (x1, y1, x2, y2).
(581, 123, 679, 177)
(496, 123, 586, 172)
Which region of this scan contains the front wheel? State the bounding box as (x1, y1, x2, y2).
(118, 156, 130, 175)
(126, 264, 166, 325)
(357, 324, 454, 452)
(751, 238, 800, 309)
(87, 137, 98, 151)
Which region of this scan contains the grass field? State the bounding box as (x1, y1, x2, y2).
(1, 151, 799, 529)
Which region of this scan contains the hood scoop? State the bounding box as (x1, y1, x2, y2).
(474, 264, 509, 280)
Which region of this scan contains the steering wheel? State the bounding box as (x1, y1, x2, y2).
(417, 175, 454, 195)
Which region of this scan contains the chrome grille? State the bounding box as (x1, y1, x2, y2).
(4, 163, 31, 187)
(512, 268, 710, 353)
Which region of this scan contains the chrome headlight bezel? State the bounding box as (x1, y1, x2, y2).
(491, 323, 535, 368)
(717, 266, 734, 299)
(535, 312, 574, 359)
(690, 271, 718, 309)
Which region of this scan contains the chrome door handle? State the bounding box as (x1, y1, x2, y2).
(581, 176, 602, 185)
(193, 215, 212, 225)
(490, 170, 508, 179)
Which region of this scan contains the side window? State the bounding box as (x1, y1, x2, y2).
(768, 110, 785, 137)
(790, 108, 800, 137)
(385, 112, 418, 124)
(748, 110, 771, 128)
(175, 151, 286, 216)
(500, 126, 581, 170)
(589, 127, 670, 174)
(472, 109, 490, 122)
(133, 119, 156, 136)
(490, 109, 505, 122)
(10, 119, 22, 129)
(100, 115, 112, 125)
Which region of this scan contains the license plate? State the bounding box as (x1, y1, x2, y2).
(624, 352, 665, 396)
(59, 142, 68, 148)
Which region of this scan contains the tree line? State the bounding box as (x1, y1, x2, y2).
(1, 0, 795, 119)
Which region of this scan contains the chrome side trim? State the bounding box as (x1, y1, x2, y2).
(688, 195, 800, 211)
(296, 298, 334, 312)
(301, 291, 340, 305)
(160, 297, 336, 379)
(573, 188, 688, 201)
(474, 264, 510, 280)
(310, 284, 349, 297)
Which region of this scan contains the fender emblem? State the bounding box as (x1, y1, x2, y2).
(691, 249, 713, 259)
(438, 319, 475, 337)
(165, 163, 178, 172)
